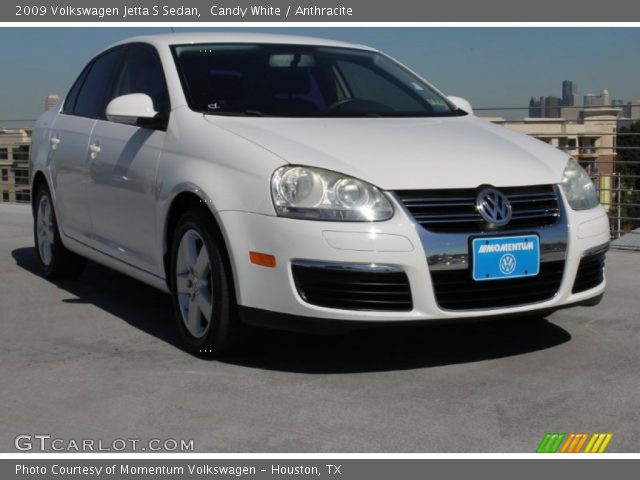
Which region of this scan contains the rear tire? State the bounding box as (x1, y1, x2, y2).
(169, 209, 242, 356)
(33, 184, 86, 279)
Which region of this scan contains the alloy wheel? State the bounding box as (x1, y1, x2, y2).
(175, 229, 214, 338)
(36, 194, 54, 266)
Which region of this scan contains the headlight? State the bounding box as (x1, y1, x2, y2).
(271, 166, 394, 221)
(560, 158, 599, 210)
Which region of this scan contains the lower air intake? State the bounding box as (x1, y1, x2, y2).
(572, 251, 606, 294)
(430, 261, 565, 310)
(292, 262, 412, 311)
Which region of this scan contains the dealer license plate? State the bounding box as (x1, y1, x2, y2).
(471, 235, 540, 281)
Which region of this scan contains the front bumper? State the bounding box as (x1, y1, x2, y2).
(216, 190, 609, 327)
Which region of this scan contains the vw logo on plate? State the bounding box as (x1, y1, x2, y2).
(476, 187, 512, 226)
(499, 253, 517, 275)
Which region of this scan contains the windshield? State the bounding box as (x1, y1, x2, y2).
(171, 43, 462, 118)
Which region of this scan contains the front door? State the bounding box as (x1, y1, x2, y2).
(85, 44, 169, 275)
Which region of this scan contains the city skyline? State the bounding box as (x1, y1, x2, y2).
(1, 27, 640, 123)
(528, 79, 639, 119)
(530, 80, 638, 108)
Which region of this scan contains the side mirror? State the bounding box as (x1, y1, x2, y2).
(447, 96, 473, 115)
(106, 93, 159, 125)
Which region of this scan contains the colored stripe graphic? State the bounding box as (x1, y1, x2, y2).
(584, 433, 613, 453)
(573, 433, 590, 453)
(559, 433, 575, 453)
(562, 433, 589, 453)
(536, 433, 566, 453)
(537, 433, 613, 453)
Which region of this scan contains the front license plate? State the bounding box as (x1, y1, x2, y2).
(472, 235, 540, 281)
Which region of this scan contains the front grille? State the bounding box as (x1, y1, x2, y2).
(572, 251, 606, 293)
(430, 260, 565, 310)
(396, 185, 560, 233)
(291, 263, 412, 311)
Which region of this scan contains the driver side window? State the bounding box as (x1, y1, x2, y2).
(111, 44, 169, 116)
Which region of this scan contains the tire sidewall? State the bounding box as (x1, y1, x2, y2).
(169, 211, 234, 353)
(33, 186, 58, 276)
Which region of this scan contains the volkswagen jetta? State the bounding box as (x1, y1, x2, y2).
(31, 33, 610, 354)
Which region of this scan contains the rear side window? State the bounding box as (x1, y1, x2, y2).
(62, 64, 91, 115)
(111, 44, 169, 114)
(73, 49, 123, 119)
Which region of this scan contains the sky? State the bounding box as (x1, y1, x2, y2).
(0, 27, 639, 124)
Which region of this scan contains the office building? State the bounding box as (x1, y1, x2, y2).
(544, 96, 562, 118)
(0, 128, 32, 203)
(584, 89, 611, 107)
(484, 108, 620, 211)
(562, 80, 577, 106)
(45, 94, 60, 111)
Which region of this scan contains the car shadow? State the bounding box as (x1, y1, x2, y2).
(12, 246, 571, 374)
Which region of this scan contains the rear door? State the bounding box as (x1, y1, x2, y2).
(50, 48, 123, 241)
(85, 44, 169, 275)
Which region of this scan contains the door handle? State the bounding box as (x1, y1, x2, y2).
(89, 142, 101, 159)
(50, 136, 60, 150)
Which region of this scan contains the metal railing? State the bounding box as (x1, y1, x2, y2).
(477, 104, 640, 249)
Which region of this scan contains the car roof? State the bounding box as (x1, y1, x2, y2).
(106, 32, 377, 52)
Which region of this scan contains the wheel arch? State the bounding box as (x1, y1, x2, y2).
(31, 170, 49, 215)
(162, 191, 237, 298)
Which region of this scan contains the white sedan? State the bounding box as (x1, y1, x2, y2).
(31, 33, 610, 354)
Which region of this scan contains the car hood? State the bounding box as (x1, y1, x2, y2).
(203, 114, 568, 190)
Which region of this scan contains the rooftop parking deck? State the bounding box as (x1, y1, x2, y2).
(0, 202, 638, 452)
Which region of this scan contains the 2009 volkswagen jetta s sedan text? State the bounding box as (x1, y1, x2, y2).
(31, 33, 610, 354)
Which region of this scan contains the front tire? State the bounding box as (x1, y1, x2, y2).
(33, 184, 86, 278)
(169, 210, 242, 355)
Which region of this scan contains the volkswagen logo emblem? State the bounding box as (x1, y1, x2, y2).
(476, 187, 512, 226)
(499, 253, 517, 275)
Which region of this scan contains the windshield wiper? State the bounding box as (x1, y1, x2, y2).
(204, 109, 265, 117)
(330, 113, 383, 118)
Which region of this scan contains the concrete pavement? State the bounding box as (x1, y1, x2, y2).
(0, 202, 638, 452)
